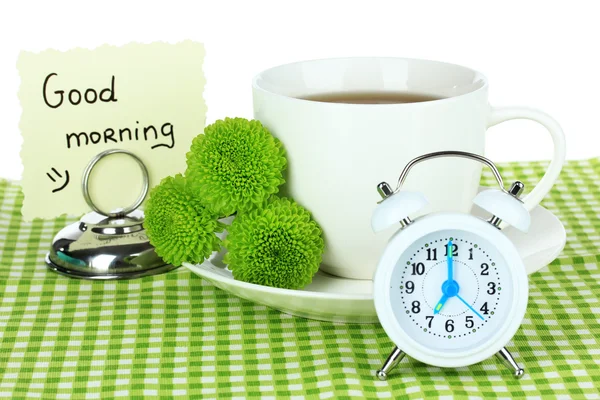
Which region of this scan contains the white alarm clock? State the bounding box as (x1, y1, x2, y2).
(372, 151, 530, 380)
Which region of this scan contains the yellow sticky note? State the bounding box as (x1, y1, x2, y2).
(18, 41, 206, 220)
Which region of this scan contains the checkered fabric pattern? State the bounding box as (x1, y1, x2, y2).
(1, 158, 599, 399)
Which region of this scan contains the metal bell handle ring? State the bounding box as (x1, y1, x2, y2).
(394, 151, 508, 195)
(82, 149, 149, 218)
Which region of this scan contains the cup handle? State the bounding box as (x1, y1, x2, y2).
(488, 107, 566, 212)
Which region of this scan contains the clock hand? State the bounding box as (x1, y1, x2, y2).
(436, 243, 459, 315)
(433, 294, 449, 315)
(456, 294, 485, 320)
(434, 242, 458, 315)
(447, 239, 454, 283)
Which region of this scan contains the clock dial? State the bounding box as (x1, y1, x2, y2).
(389, 229, 513, 352)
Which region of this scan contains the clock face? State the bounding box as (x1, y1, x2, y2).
(388, 229, 514, 353)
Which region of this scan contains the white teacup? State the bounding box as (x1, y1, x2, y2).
(252, 57, 565, 280)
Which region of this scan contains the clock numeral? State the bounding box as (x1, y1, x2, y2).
(443, 243, 458, 257)
(425, 316, 434, 328)
(411, 301, 421, 314)
(445, 319, 455, 332)
(405, 281, 415, 294)
(465, 316, 474, 328)
(469, 248, 473, 260)
(480, 263, 489, 275)
(426, 248, 437, 261)
(480, 302, 489, 315)
(411, 262, 425, 275)
(487, 282, 496, 295)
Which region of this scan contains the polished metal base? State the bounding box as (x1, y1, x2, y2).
(46, 150, 174, 280)
(46, 253, 177, 280)
(46, 212, 175, 280)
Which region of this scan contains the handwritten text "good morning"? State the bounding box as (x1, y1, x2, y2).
(43, 73, 174, 150)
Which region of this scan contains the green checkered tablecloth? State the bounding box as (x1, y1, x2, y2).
(1, 158, 599, 399)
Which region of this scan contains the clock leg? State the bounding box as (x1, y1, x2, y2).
(496, 347, 525, 379)
(376, 346, 406, 381)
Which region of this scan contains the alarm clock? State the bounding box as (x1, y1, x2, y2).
(372, 151, 530, 380)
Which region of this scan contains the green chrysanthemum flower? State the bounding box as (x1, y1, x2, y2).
(144, 174, 224, 267)
(224, 197, 324, 289)
(186, 117, 287, 217)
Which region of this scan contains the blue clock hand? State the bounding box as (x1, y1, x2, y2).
(447, 240, 454, 282)
(433, 294, 448, 315)
(456, 294, 485, 320)
(435, 242, 456, 315)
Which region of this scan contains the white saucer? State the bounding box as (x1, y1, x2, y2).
(183, 203, 566, 324)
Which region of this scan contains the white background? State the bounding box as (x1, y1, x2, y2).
(1, 0, 598, 180)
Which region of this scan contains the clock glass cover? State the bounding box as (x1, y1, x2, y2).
(389, 229, 514, 352)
